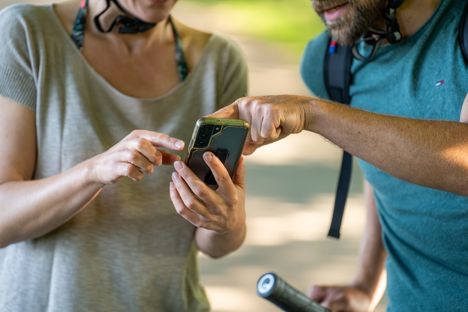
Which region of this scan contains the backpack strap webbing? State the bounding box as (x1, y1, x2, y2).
(323, 39, 353, 239)
(459, 0, 468, 62)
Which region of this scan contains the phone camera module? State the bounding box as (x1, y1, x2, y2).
(195, 125, 214, 148)
(213, 125, 222, 134)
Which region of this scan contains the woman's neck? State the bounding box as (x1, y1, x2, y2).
(87, 0, 173, 48)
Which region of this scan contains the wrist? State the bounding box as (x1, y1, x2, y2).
(349, 279, 374, 296)
(302, 97, 327, 133)
(216, 217, 246, 241)
(226, 220, 247, 252)
(350, 269, 383, 298)
(196, 221, 246, 258)
(80, 158, 106, 187)
(223, 217, 247, 243)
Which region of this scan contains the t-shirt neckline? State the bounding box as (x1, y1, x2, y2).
(47, 4, 216, 103)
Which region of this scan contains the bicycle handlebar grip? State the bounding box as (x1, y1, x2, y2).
(256, 272, 330, 312)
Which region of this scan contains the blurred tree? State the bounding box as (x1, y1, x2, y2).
(186, 0, 324, 54)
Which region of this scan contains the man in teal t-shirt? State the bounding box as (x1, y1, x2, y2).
(214, 0, 468, 311)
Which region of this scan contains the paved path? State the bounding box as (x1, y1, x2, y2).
(1, 1, 387, 311)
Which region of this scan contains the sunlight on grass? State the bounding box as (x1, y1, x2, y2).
(187, 0, 325, 54)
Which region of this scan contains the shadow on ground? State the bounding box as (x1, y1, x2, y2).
(245, 161, 364, 204)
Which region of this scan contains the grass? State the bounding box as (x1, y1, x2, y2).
(186, 0, 325, 54)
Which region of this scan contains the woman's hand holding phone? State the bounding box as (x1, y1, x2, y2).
(169, 151, 246, 257)
(169, 152, 245, 233)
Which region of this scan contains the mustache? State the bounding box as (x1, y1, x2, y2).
(312, 0, 350, 14)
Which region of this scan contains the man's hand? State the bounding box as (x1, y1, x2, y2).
(212, 95, 314, 154)
(309, 284, 372, 312)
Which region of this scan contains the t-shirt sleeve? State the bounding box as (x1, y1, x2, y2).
(217, 38, 248, 110)
(300, 31, 330, 99)
(0, 5, 37, 110)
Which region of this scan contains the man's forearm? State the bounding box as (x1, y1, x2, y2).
(307, 99, 468, 195)
(352, 182, 387, 300)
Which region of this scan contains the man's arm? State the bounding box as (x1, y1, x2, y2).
(352, 181, 387, 310)
(308, 96, 468, 195)
(213, 94, 468, 195)
(309, 181, 387, 311)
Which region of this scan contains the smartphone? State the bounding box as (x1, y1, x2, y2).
(185, 117, 250, 188)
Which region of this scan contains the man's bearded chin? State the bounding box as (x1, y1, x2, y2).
(325, 11, 369, 45)
(323, 2, 387, 46)
(328, 22, 364, 45)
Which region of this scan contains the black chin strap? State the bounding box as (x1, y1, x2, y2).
(71, 0, 189, 81)
(352, 0, 405, 60)
(94, 0, 156, 34)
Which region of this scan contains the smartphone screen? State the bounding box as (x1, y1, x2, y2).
(185, 117, 249, 187)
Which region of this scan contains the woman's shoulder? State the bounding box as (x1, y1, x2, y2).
(208, 33, 243, 54)
(176, 20, 245, 69)
(0, 3, 53, 38)
(200, 33, 246, 66)
(0, 3, 50, 24)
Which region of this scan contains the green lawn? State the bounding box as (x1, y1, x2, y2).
(187, 0, 325, 54)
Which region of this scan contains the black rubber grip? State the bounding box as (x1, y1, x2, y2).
(256, 272, 330, 312)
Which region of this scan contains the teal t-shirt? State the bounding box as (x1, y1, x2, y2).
(301, 0, 468, 311)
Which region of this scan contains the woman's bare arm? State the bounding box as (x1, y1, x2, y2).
(0, 96, 184, 247)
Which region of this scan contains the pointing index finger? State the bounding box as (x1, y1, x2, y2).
(140, 131, 185, 151)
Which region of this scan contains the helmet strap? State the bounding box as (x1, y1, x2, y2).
(352, 0, 404, 61)
(93, 0, 156, 34)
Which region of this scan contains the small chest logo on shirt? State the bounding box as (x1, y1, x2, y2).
(435, 80, 445, 87)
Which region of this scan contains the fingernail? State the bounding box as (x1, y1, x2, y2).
(203, 152, 212, 160)
(174, 161, 183, 171)
(175, 140, 184, 149)
(154, 153, 162, 165)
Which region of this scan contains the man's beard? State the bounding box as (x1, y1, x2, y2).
(313, 0, 387, 45)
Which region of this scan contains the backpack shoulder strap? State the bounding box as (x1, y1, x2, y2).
(323, 37, 353, 239)
(459, 0, 468, 62)
(324, 39, 353, 104)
